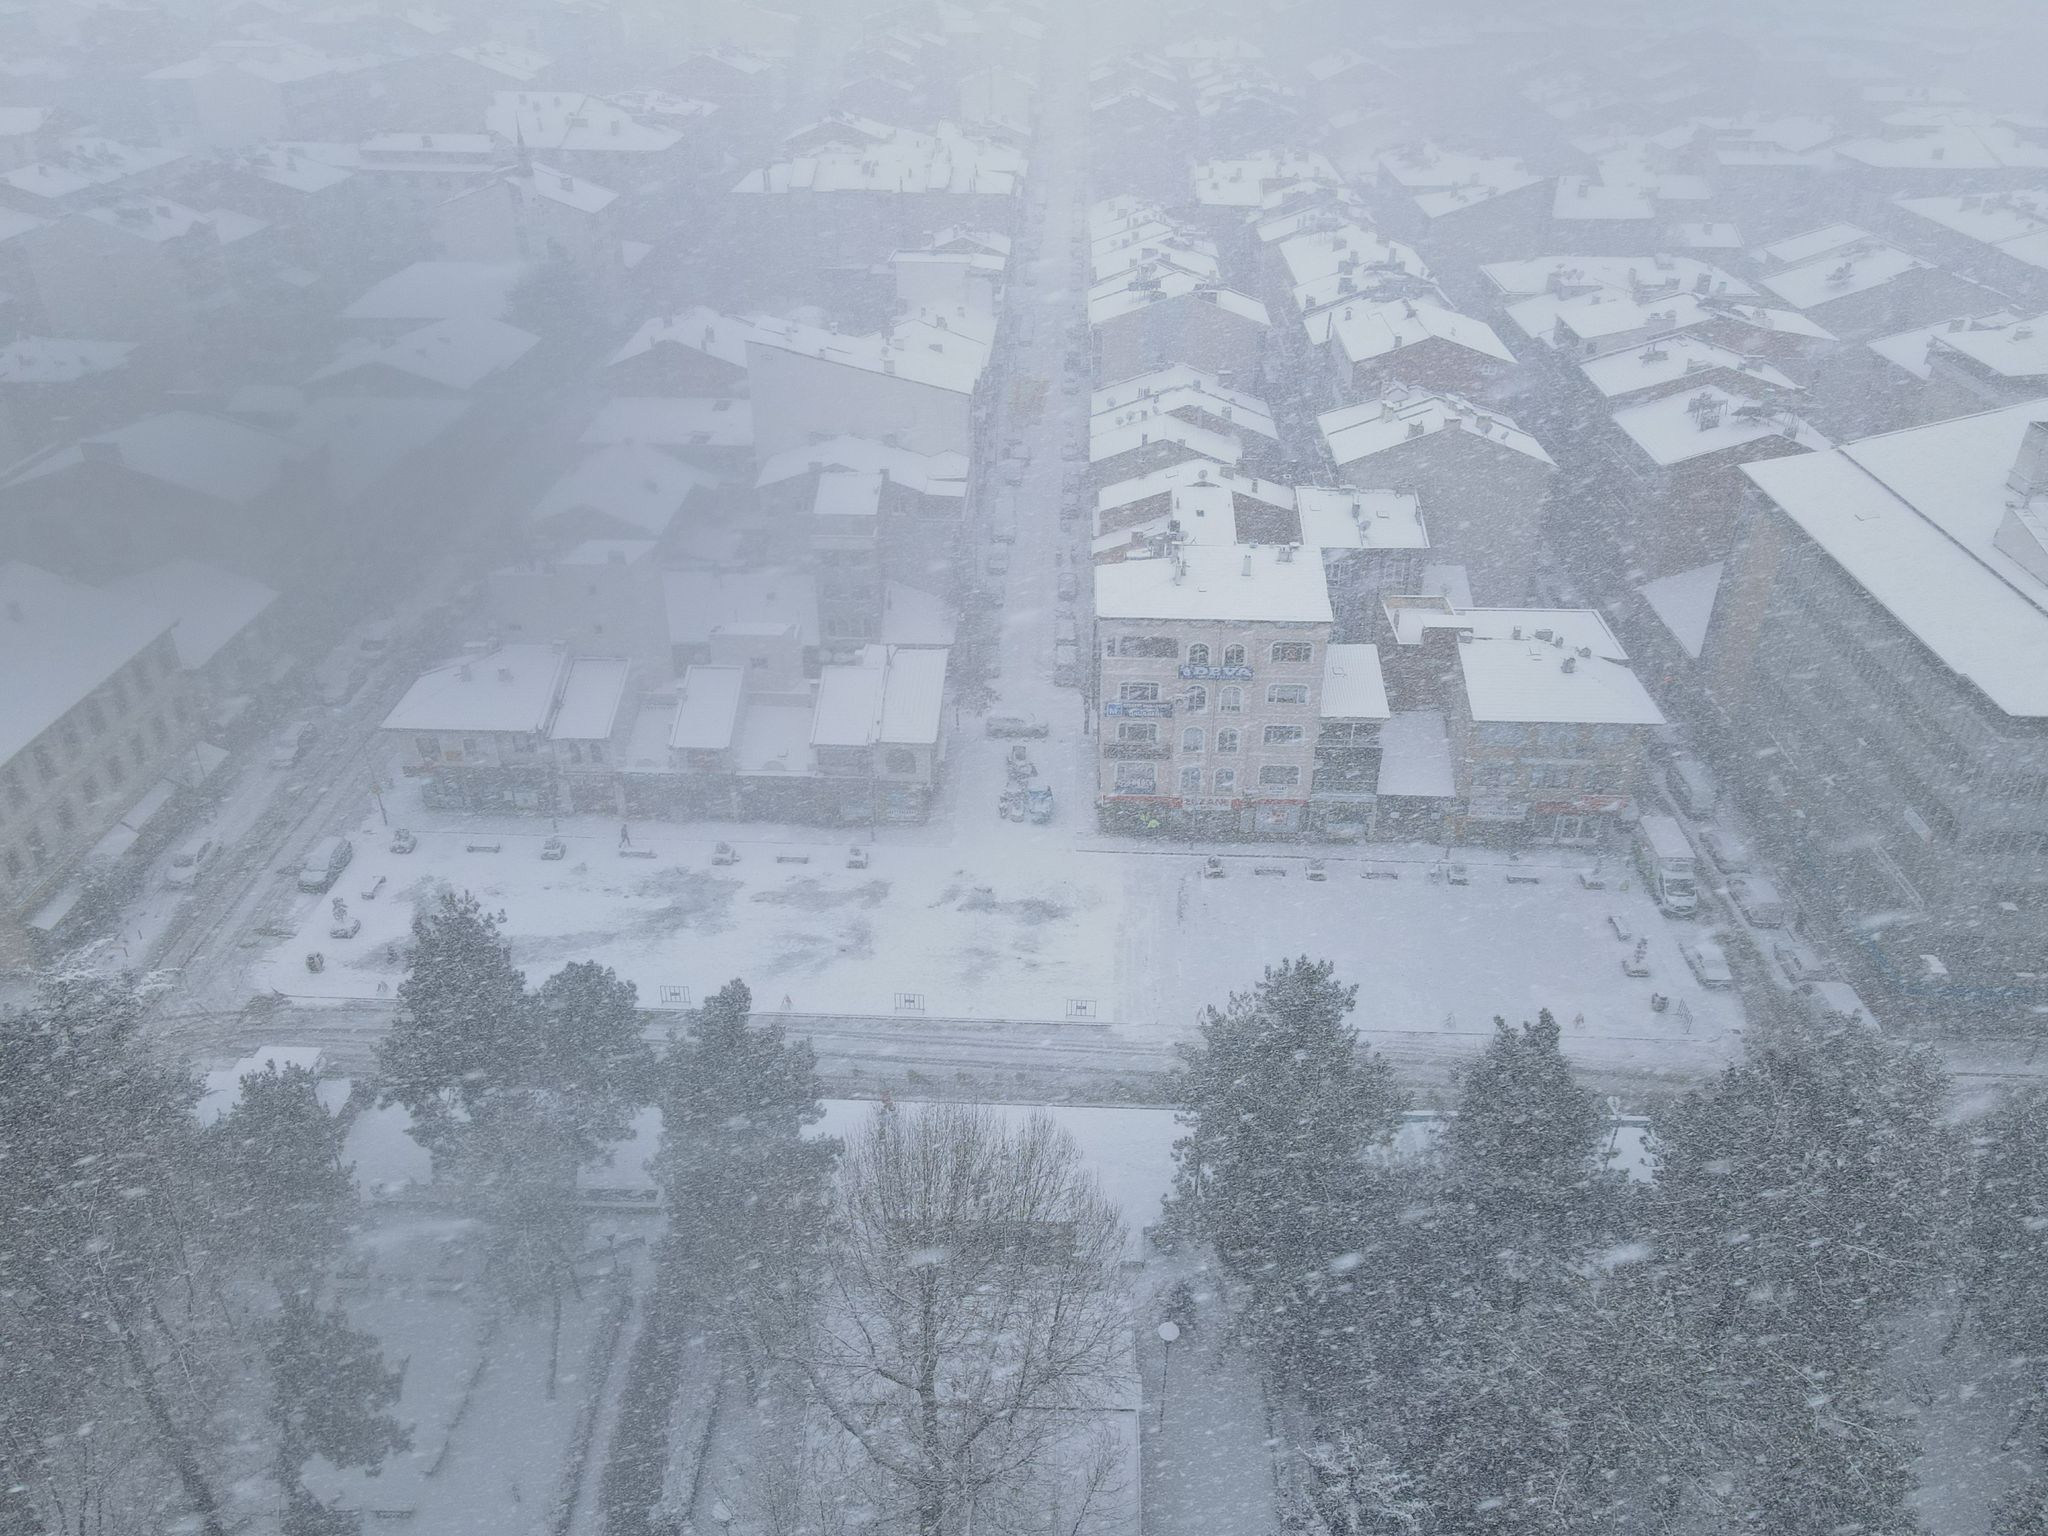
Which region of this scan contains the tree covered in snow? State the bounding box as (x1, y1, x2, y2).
(654, 978, 836, 1354)
(206, 1061, 355, 1291)
(774, 1104, 1128, 1536)
(264, 1293, 408, 1536)
(1167, 956, 1405, 1379)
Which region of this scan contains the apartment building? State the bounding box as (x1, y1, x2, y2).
(1093, 542, 1336, 835)
(1719, 404, 2048, 987)
(1, 561, 197, 967)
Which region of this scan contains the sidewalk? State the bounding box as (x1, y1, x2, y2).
(1136, 1270, 1281, 1536)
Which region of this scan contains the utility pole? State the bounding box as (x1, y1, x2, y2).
(1156, 1320, 1179, 1427)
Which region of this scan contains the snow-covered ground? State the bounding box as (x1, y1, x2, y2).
(255, 793, 1745, 1079)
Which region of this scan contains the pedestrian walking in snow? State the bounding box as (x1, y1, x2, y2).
(619, 822, 631, 847)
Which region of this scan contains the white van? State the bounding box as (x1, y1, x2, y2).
(298, 835, 354, 892)
(1667, 756, 1719, 818)
(164, 836, 215, 888)
(1634, 815, 1698, 916)
(1695, 825, 1753, 876)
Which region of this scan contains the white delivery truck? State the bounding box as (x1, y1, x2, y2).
(1635, 814, 1699, 916)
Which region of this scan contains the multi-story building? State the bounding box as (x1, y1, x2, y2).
(2, 561, 197, 967)
(1380, 596, 1665, 847)
(1092, 542, 1335, 835)
(1720, 403, 2048, 1000)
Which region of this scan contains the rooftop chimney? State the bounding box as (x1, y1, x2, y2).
(2006, 419, 2048, 500)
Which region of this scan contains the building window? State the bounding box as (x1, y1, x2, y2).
(1117, 722, 1159, 744)
(1181, 727, 1204, 753)
(885, 748, 917, 774)
(1179, 764, 1202, 793)
(1113, 635, 1179, 658)
(1538, 763, 1569, 789)
(1120, 682, 1161, 703)
(1270, 642, 1313, 664)
(1214, 768, 1236, 792)
(1186, 643, 1211, 667)
(417, 736, 441, 759)
(1219, 687, 1243, 713)
(566, 742, 585, 764)
(1222, 645, 1247, 667)
(588, 743, 606, 764)
(1263, 725, 1305, 746)
(1258, 765, 1302, 789)
(1183, 685, 1207, 712)
(1115, 763, 1157, 793)
(1267, 684, 1309, 705)
(462, 737, 480, 758)
(1217, 728, 1240, 753)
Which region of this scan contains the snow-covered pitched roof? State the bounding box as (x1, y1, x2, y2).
(342, 261, 526, 322)
(3, 411, 297, 503)
(486, 92, 682, 153)
(811, 645, 946, 746)
(1320, 391, 1553, 469)
(106, 559, 278, 670)
(0, 561, 174, 765)
(1328, 298, 1514, 367)
(549, 656, 629, 740)
(1579, 334, 1799, 398)
(0, 337, 134, 383)
(1319, 643, 1389, 719)
(581, 396, 753, 451)
(1292, 488, 1428, 550)
(754, 434, 967, 494)
(1760, 237, 1931, 311)
(531, 444, 716, 536)
(310, 316, 538, 391)
(1742, 401, 2048, 717)
(1088, 268, 1268, 328)
(1610, 387, 1828, 467)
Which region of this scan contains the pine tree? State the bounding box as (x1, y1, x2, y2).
(207, 1062, 355, 1288)
(654, 979, 835, 1350)
(1960, 1087, 2048, 1362)
(376, 890, 531, 1158)
(265, 1293, 408, 1536)
(1167, 957, 1406, 1386)
(527, 959, 654, 1157)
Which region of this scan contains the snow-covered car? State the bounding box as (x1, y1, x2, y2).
(985, 715, 1048, 739)
(1683, 938, 1735, 988)
(389, 828, 417, 855)
(1695, 826, 1753, 875)
(541, 837, 567, 860)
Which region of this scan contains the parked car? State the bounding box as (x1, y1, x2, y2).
(541, 836, 567, 860)
(1683, 938, 1735, 989)
(711, 841, 740, 865)
(1773, 938, 1838, 985)
(992, 515, 1018, 544)
(1001, 459, 1025, 486)
(1053, 642, 1080, 686)
(389, 828, 417, 855)
(999, 786, 1027, 821)
(270, 722, 317, 769)
(846, 845, 869, 870)
(1053, 613, 1079, 645)
(1025, 786, 1055, 824)
(163, 835, 215, 889)
(1695, 825, 1754, 875)
(1667, 755, 1719, 818)
(329, 916, 362, 940)
(298, 835, 354, 893)
(1730, 876, 1787, 928)
(986, 715, 1048, 739)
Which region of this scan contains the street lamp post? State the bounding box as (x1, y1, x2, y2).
(1156, 1320, 1179, 1427)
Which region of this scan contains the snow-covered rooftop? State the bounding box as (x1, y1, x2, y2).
(1320, 391, 1553, 469)
(669, 665, 745, 750)
(1320, 643, 1389, 719)
(342, 262, 526, 322)
(0, 337, 134, 383)
(1094, 543, 1332, 625)
(381, 644, 566, 734)
(812, 645, 946, 746)
(1610, 387, 1828, 467)
(1742, 401, 2048, 718)
(1579, 334, 1800, 399)
(755, 435, 967, 495)
(107, 559, 278, 670)
(486, 92, 682, 154)
(0, 562, 174, 765)
(310, 316, 538, 391)
(664, 569, 818, 649)
(1328, 298, 1514, 367)
(1385, 603, 1664, 725)
(1760, 239, 1931, 311)
(549, 656, 629, 740)
(531, 444, 716, 536)
(581, 396, 753, 451)
(1293, 487, 1428, 550)
(1088, 268, 1269, 329)
(1931, 312, 2048, 378)
(3, 411, 297, 503)
(735, 120, 1023, 196)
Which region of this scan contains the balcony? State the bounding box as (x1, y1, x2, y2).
(1103, 700, 1174, 719)
(1101, 741, 1170, 761)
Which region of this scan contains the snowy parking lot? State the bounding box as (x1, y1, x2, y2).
(260, 787, 1745, 1079)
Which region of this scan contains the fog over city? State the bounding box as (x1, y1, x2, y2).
(3, 0, 2047, 1531)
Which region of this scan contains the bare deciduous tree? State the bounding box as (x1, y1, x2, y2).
(769, 1104, 1130, 1536)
